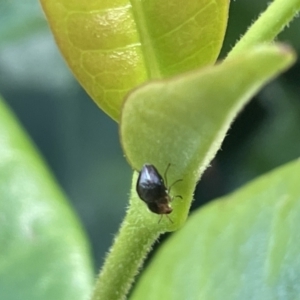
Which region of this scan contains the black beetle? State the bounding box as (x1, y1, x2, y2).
(136, 164, 182, 219)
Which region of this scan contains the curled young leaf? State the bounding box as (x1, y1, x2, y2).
(0, 99, 94, 300)
(120, 44, 296, 230)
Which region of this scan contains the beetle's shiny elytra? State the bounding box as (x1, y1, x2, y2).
(136, 164, 182, 218)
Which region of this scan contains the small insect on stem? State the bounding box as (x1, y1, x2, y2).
(136, 163, 183, 222)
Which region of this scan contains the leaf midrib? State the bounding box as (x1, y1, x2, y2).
(130, 0, 162, 79)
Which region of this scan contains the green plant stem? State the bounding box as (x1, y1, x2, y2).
(227, 0, 300, 59)
(91, 212, 159, 300)
(91, 178, 161, 300)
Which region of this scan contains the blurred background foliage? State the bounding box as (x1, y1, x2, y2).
(0, 0, 299, 269)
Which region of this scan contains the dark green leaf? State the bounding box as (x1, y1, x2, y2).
(0, 98, 94, 300)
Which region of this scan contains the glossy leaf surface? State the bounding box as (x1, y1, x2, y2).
(0, 99, 94, 300)
(40, 0, 229, 121)
(121, 44, 295, 230)
(131, 159, 300, 299)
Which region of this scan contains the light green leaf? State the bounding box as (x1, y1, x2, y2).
(121, 44, 295, 231)
(131, 158, 300, 299)
(0, 98, 94, 300)
(40, 0, 229, 121)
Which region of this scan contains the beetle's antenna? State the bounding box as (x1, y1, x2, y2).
(158, 215, 173, 224)
(168, 179, 183, 193)
(166, 215, 173, 223)
(163, 163, 171, 187)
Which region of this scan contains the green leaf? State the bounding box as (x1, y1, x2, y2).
(131, 158, 300, 300)
(120, 44, 295, 231)
(0, 98, 94, 300)
(130, 0, 229, 78)
(40, 0, 229, 121)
